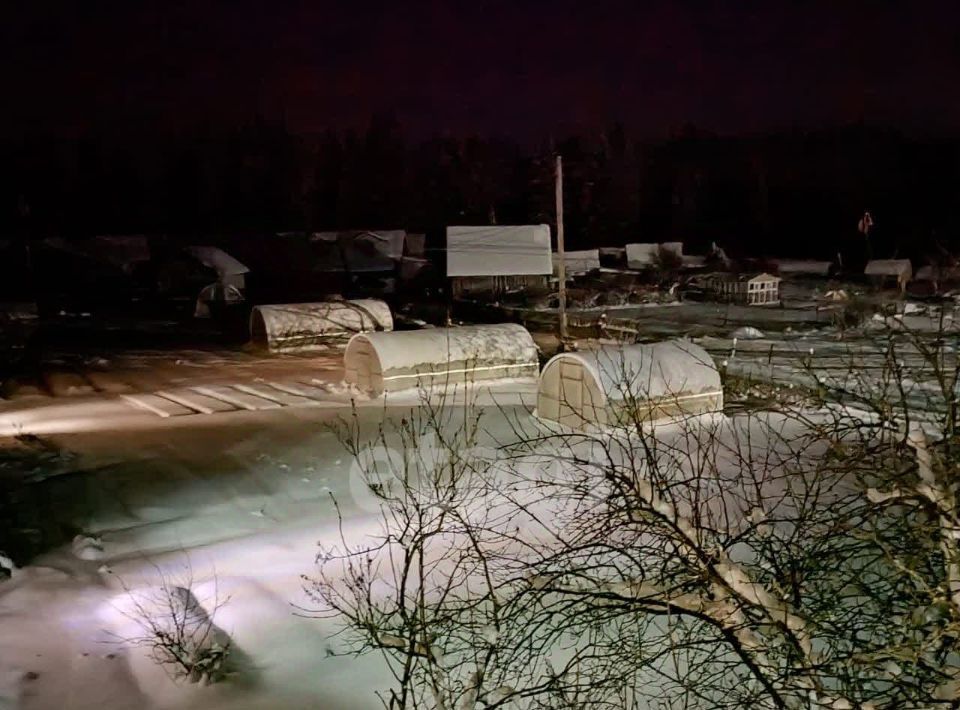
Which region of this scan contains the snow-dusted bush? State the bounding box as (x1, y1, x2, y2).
(112, 563, 231, 685)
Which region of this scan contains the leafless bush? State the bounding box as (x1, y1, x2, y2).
(111, 561, 231, 684)
(832, 295, 874, 331)
(653, 245, 684, 278)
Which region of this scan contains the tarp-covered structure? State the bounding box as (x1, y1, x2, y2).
(250, 299, 392, 351)
(185, 246, 249, 289)
(537, 340, 722, 430)
(310, 230, 405, 273)
(181, 246, 250, 318)
(345, 323, 538, 396)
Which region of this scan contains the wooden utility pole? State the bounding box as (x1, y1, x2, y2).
(555, 154, 568, 341)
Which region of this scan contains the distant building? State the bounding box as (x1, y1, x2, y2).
(598, 247, 626, 267)
(706, 272, 781, 306)
(625, 242, 683, 269)
(447, 225, 552, 297)
(864, 259, 912, 293)
(553, 249, 601, 277)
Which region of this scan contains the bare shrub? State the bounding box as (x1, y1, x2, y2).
(653, 244, 683, 277)
(110, 561, 231, 685)
(833, 295, 874, 331)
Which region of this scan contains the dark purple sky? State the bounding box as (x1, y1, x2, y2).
(4, 0, 960, 139)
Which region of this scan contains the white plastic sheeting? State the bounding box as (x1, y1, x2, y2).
(250, 300, 393, 351)
(446, 225, 552, 277)
(537, 340, 722, 430)
(553, 249, 600, 275)
(344, 323, 539, 395)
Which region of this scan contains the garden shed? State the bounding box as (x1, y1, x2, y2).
(250, 299, 392, 351)
(344, 323, 538, 396)
(865, 259, 912, 293)
(537, 340, 722, 430)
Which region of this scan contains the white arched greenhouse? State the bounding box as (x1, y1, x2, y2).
(344, 323, 539, 396)
(537, 340, 722, 430)
(250, 299, 392, 352)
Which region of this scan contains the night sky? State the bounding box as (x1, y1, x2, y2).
(4, 1, 960, 139)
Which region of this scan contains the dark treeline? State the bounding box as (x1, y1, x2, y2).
(3, 115, 959, 260)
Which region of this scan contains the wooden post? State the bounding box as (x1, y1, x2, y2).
(555, 154, 568, 342)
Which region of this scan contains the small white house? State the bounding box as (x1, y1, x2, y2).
(707, 273, 781, 305)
